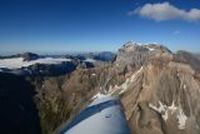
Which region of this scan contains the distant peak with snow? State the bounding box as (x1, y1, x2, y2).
(120, 41, 171, 53)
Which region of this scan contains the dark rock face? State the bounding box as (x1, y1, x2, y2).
(82, 61, 95, 68)
(194, 53, 200, 60)
(21, 52, 40, 61)
(0, 52, 39, 61)
(65, 52, 115, 62)
(24, 62, 77, 76)
(174, 50, 200, 72)
(1, 62, 78, 77)
(0, 73, 41, 134)
(94, 51, 116, 62)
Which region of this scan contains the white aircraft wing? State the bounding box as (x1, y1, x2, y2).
(59, 96, 130, 134)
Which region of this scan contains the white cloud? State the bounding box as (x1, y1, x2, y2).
(130, 2, 200, 22)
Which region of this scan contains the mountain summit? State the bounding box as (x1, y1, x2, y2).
(111, 42, 200, 134)
(52, 42, 200, 134)
(1, 42, 200, 134)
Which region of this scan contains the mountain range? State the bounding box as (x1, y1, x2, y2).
(0, 52, 115, 76)
(1, 42, 200, 134)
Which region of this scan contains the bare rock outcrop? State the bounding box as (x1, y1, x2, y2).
(32, 42, 200, 134)
(112, 57, 200, 134)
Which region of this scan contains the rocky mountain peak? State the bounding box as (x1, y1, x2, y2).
(1, 41, 200, 134)
(21, 52, 39, 61)
(114, 42, 173, 74)
(120, 41, 172, 54)
(120, 41, 147, 53)
(144, 44, 172, 53)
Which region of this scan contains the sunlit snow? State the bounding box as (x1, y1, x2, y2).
(119, 66, 143, 95)
(0, 57, 71, 69)
(149, 100, 187, 129)
(84, 58, 96, 63)
(177, 108, 187, 130)
(149, 101, 177, 121)
(146, 46, 155, 51)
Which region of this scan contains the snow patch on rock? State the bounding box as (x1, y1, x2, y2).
(168, 101, 177, 114)
(146, 46, 155, 51)
(91, 73, 96, 76)
(92, 92, 107, 100)
(109, 85, 120, 95)
(149, 100, 187, 130)
(177, 108, 187, 130)
(119, 66, 143, 95)
(149, 101, 177, 121)
(149, 101, 168, 120)
(90, 93, 112, 107)
(183, 84, 187, 90)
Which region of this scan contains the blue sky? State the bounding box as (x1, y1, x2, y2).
(0, 0, 200, 54)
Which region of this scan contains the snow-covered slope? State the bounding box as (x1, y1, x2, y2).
(0, 57, 71, 69)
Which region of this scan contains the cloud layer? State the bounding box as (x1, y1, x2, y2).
(130, 2, 200, 22)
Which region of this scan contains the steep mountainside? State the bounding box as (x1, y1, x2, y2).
(1, 42, 200, 134)
(55, 42, 200, 134)
(34, 42, 200, 134)
(110, 42, 200, 134)
(0, 73, 41, 134)
(117, 61, 200, 134)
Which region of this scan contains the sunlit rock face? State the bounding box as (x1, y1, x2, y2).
(111, 42, 200, 134)
(2, 42, 200, 134)
(40, 43, 200, 134)
(114, 41, 173, 74)
(49, 42, 200, 134)
(117, 62, 200, 134)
